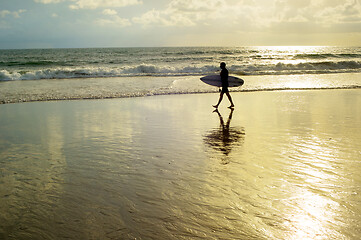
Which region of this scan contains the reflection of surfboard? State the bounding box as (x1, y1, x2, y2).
(200, 75, 244, 87)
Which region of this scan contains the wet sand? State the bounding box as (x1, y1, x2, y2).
(0, 89, 361, 239)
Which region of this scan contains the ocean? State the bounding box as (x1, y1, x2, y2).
(1, 46, 361, 103)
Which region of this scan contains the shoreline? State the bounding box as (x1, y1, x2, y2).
(1, 87, 361, 105)
(1, 72, 361, 104)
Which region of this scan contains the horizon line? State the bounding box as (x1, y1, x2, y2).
(1, 45, 360, 50)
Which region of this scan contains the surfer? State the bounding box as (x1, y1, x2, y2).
(213, 62, 235, 109)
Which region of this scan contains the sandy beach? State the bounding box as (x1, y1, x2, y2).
(0, 89, 361, 239)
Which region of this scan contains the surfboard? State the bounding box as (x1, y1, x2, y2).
(200, 75, 244, 87)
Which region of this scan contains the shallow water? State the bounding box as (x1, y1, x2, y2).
(1, 73, 360, 104)
(0, 90, 360, 239)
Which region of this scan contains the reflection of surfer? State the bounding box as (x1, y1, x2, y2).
(214, 108, 234, 150)
(213, 62, 235, 109)
(204, 109, 245, 158)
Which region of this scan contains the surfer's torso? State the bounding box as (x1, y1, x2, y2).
(220, 68, 229, 91)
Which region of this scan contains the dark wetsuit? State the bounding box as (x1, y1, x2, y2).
(220, 68, 229, 93)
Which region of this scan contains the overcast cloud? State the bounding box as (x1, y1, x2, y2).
(0, 0, 360, 48)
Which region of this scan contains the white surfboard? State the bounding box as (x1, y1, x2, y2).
(200, 75, 244, 87)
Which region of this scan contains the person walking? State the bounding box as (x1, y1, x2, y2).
(213, 62, 234, 109)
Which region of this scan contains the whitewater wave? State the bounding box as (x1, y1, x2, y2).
(0, 65, 218, 81)
(232, 61, 361, 75)
(1, 61, 361, 81)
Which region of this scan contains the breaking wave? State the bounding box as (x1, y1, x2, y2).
(234, 61, 361, 75)
(1, 61, 361, 81)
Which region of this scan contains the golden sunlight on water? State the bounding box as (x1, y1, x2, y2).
(0, 89, 360, 239)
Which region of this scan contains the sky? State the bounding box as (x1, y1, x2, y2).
(1, 0, 361, 48)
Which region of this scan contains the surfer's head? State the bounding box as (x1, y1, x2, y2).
(220, 62, 226, 69)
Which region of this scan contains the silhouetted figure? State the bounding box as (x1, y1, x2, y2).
(213, 62, 234, 109)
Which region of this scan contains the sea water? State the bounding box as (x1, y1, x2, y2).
(1, 46, 361, 103)
(1, 46, 361, 80)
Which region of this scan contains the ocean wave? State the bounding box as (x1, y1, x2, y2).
(0, 65, 218, 81)
(231, 61, 361, 75)
(274, 61, 361, 71)
(0, 60, 65, 67)
(1, 61, 361, 81)
(294, 53, 361, 59)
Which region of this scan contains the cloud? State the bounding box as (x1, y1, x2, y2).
(133, 8, 195, 26)
(0, 9, 27, 18)
(130, 0, 361, 37)
(34, 0, 64, 3)
(271, 0, 361, 24)
(317, 0, 361, 24)
(102, 9, 117, 15)
(0, 10, 11, 18)
(251, 0, 361, 35)
(95, 10, 131, 27)
(133, 0, 224, 27)
(95, 16, 131, 27)
(0, 9, 26, 30)
(168, 0, 222, 12)
(69, 0, 142, 10)
(12, 9, 27, 18)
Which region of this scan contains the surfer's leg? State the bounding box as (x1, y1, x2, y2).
(213, 92, 224, 108)
(226, 92, 234, 108)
